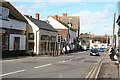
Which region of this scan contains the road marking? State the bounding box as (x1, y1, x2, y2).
(0, 69, 26, 77)
(62, 61, 65, 63)
(95, 59, 103, 78)
(34, 63, 52, 69)
(89, 66, 97, 79)
(0, 60, 15, 63)
(86, 65, 95, 79)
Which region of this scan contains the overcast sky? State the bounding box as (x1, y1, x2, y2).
(7, 0, 119, 35)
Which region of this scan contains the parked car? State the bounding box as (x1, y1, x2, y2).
(90, 48, 100, 56)
(99, 48, 104, 52)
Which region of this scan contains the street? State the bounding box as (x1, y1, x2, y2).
(1, 50, 106, 79)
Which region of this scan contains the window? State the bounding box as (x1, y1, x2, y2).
(29, 43, 34, 50)
(1, 7, 9, 20)
(28, 33, 34, 40)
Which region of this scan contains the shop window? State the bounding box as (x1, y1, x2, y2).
(2, 34, 8, 51)
(29, 43, 34, 50)
(28, 33, 34, 40)
(41, 42, 47, 55)
(51, 42, 55, 52)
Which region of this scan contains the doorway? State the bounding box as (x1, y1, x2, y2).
(14, 37, 20, 50)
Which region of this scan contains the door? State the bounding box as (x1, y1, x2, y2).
(14, 37, 20, 50)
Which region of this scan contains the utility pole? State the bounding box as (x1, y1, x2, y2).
(113, 13, 116, 48)
(77, 17, 80, 50)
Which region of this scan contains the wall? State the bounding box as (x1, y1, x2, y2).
(0, 19, 26, 31)
(9, 34, 26, 51)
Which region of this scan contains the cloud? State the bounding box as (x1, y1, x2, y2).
(104, 4, 115, 10)
(72, 9, 110, 34)
(14, 4, 35, 15)
(7, 0, 119, 2)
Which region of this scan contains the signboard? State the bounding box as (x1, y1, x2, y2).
(41, 35, 49, 40)
(28, 33, 34, 40)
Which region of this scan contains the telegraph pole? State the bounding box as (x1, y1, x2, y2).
(77, 17, 80, 50)
(113, 13, 116, 48)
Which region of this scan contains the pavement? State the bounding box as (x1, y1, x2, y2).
(97, 51, 119, 80)
(0, 50, 118, 79)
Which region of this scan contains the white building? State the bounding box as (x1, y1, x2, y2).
(0, 1, 27, 57)
(90, 40, 107, 49)
(47, 16, 77, 51)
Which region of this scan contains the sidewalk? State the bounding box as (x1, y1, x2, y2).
(97, 53, 118, 79)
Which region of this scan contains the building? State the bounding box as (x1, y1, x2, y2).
(47, 16, 77, 53)
(58, 13, 80, 37)
(24, 13, 58, 56)
(90, 35, 108, 49)
(0, 1, 27, 58)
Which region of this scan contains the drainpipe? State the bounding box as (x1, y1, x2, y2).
(36, 30, 39, 55)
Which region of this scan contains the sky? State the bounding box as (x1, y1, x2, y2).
(7, 0, 119, 35)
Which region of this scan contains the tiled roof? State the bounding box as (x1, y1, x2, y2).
(26, 16, 58, 32)
(59, 16, 79, 30)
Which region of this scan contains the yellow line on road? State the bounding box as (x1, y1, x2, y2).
(86, 65, 95, 79)
(89, 66, 97, 80)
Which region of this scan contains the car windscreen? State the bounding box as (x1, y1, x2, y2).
(91, 49, 98, 52)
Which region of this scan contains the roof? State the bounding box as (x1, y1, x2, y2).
(59, 16, 80, 30)
(1, 1, 27, 22)
(46, 16, 68, 29)
(26, 16, 58, 32)
(116, 15, 120, 25)
(58, 20, 76, 32)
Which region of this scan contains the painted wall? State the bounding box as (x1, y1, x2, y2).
(0, 19, 26, 31)
(9, 34, 26, 51)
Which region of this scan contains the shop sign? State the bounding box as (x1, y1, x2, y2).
(28, 33, 34, 40)
(41, 35, 49, 40)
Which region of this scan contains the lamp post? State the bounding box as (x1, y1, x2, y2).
(68, 18, 72, 51)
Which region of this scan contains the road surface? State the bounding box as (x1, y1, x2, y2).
(1, 50, 106, 79)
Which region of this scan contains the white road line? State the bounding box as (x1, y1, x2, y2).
(70, 59, 72, 61)
(0, 69, 26, 77)
(62, 61, 65, 63)
(34, 63, 52, 69)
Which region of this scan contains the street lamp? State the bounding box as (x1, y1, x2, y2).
(68, 18, 72, 50)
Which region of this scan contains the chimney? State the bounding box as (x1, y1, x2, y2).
(47, 16, 50, 18)
(63, 13, 67, 16)
(54, 15, 58, 20)
(36, 13, 39, 20)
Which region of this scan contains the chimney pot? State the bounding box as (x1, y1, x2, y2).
(63, 13, 67, 16)
(36, 13, 39, 20)
(54, 15, 58, 20)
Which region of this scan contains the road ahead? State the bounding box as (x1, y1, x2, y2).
(1, 50, 106, 78)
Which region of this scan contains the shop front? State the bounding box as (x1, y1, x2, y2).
(2, 28, 26, 58)
(40, 35, 56, 56)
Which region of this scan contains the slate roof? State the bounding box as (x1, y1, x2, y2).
(26, 16, 58, 32)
